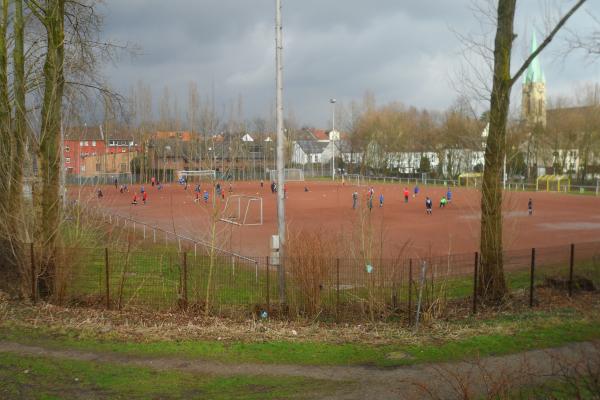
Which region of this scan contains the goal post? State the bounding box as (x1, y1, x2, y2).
(342, 173, 363, 186)
(177, 170, 216, 183)
(269, 168, 304, 182)
(220, 195, 263, 226)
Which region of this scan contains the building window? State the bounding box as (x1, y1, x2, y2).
(92, 140, 96, 147)
(120, 163, 127, 172)
(80, 165, 85, 172)
(122, 148, 126, 153)
(80, 141, 84, 146)
(65, 157, 71, 163)
(65, 145, 70, 152)
(96, 163, 101, 172)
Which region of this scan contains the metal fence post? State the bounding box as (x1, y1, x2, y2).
(30, 243, 36, 303)
(266, 257, 270, 314)
(105, 247, 110, 309)
(473, 252, 478, 314)
(408, 258, 413, 325)
(183, 252, 188, 309)
(529, 248, 536, 307)
(569, 243, 575, 297)
(336, 258, 340, 321)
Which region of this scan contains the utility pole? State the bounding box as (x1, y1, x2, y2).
(275, 0, 286, 306)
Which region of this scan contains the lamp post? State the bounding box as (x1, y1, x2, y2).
(330, 98, 336, 181)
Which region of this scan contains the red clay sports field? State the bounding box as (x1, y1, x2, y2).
(76, 180, 600, 258)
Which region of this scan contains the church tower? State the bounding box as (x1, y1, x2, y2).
(521, 32, 546, 127)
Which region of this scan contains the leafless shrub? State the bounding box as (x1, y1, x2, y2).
(286, 229, 337, 317)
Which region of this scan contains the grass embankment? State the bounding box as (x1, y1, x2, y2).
(0, 352, 340, 400)
(1, 306, 599, 368)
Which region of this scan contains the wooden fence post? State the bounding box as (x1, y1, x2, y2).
(105, 247, 110, 309)
(30, 243, 36, 304)
(529, 248, 536, 307)
(569, 243, 575, 297)
(473, 252, 478, 314)
(408, 259, 413, 325)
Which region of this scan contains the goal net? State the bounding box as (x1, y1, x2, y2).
(269, 168, 304, 182)
(177, 170, 216, 183)
(342, 174, 364, 186)
(220, 195, 263, 226)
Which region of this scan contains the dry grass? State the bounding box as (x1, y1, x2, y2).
(1, 289, 599, 347)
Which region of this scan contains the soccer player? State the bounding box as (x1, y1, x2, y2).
(113, 178, 118, 190)
(131, 193, 138, 205)
(142, 191, 148, 205)
(379, 192, 384, 208)
(352, 191, 358, 209)
(528, 198, 533, 215)
(413, 185, 419, 198)
(425, 197, 432, 215)
(439, 196, 447, 208)
(203, 190, 209, 203)
(367, 191, 373, 212)
(151, 176, 156, 187)
(194, 191, 200, 203)
(140, 185, 145, 194)
(260, 180, 264, 189)
(446, 188, 452, 204)
(403, 187, 409, 203)
(97, 189, 103, 199)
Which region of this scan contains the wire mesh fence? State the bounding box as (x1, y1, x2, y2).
(25, 240, 600, 322)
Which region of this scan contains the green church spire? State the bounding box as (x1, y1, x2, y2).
(524, 32, 545, 84)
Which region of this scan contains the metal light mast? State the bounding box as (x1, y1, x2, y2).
(275, 0, 286, 305)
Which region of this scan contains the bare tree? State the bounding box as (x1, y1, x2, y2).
(478, 0, 586, 304)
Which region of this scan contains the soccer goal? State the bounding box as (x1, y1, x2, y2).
(177, 170, 216, 183)
(269, 168, 304, 182)
(458, 173, 483, 188)
(536, 175, 570, 192)
(220, 195, 263, 226)
(342, 174, 364, 186)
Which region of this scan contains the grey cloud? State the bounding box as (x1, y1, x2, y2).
(101, 0, 599, 127)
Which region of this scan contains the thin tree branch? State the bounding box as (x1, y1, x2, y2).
(510, 0, 587, 86)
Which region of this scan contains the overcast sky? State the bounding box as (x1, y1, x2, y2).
(101, 1, 600, 129)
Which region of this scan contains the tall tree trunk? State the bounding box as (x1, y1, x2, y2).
(478, 0, 515, 303)
(4, 0, 26, 290)
(37, 0, 65, 298)
(0, 0, 19, 295)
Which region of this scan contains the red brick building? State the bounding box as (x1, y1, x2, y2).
(63, 126, 135, 175)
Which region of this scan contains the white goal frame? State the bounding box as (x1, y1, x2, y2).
(269, 168, 304, 182)
(220, 195, 263, 226)
(177, 170, 216, 181)
(343, 174, 364, 186)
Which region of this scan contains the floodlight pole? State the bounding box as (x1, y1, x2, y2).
(330, 98, 336, 181)
(275, 0, 286, 306)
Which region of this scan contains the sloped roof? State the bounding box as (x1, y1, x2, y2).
(64, 126, 104, 141)
(296, 140, 328, 154)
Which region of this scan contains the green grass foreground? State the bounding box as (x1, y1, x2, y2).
(2, 309, 599, 368)
(0, 352, 340, 400)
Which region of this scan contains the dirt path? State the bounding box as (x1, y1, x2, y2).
(0, 340, 598, 399)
